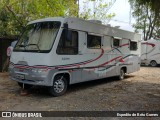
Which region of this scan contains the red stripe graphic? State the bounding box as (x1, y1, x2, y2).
(10, 48, 127, 70)
(142, 42, 155, 47)
(98, 56, 122, 67)
(119, 43, 129, 47)
(10, 49, 105, 70)
(56, 49, 104, 69)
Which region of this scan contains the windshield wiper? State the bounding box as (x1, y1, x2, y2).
(17, 45, 26, 50)
(26, 44, 41, 51)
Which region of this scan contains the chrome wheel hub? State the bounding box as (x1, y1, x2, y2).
(54, 79, 65, 93)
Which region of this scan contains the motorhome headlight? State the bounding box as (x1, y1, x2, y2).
(31, 68, 48, 74)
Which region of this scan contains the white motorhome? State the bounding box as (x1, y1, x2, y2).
(141, 39, 160, 66)
(9, 17, 141, 96)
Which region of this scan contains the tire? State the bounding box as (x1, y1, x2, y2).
(119, 68, 125, 80)
(150, 60, 157, 67)
(17, 82, 33, 89)
(49, 76, 68, 97)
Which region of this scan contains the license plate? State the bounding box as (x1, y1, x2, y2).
(15, 74, 25, 80)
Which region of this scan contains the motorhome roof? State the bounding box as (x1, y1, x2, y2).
(27, 17, 141, 40)
(28, 17, 65, 25)
(28, 17, 103, 25)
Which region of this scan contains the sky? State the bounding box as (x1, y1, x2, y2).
(79, 0, 135, 32)
(108, 0, 135, 32)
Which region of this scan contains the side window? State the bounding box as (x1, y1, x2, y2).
(57, 29, 78, 55)
(113, 38, 120, 47)
(130, 41, 137, 51)
(87, 34, 101, 49)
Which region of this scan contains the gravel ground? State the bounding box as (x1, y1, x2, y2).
(0, 67, 160, 119)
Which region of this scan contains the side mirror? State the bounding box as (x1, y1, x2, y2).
(66, 30, 72, 41)
(7, 46, 13, 57)
(63, 23, 72, 41)
(63, 23, 68, 29)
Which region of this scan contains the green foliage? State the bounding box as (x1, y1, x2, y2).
(129, 0, 160, 40)
(0, 0, 78, 36)
(0, 0, 115, 36)
(134, 0, 160, 16)
(79, 0, 115, 24)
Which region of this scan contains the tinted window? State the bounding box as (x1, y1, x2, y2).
(113, 38, 120, 47)
(130, 41, 137, 50)
(57, 29, 78, 55)
(87, 34, 101, 49)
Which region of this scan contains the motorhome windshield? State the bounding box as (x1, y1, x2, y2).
(14, 21, 61, 52)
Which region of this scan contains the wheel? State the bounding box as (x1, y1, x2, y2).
(17, 82, 33, 89)
(119, 68, 125, 80)
(150, 60, 157, 67)
(49, 76, 68, 97)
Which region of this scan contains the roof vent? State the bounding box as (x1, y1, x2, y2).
(114, 26, 120, 28)
(88, 20, 102, 24)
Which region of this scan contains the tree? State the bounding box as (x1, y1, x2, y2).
(136, 0, 160, 17)
(129, 0, 160, 40)
(0, 0, 78, 36)
(0, 0, 116, 36)
(79, 0, 116, 24)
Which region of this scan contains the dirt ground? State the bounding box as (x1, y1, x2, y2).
(0, 67, 160, 119)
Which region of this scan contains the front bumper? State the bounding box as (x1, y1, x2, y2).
(9, 67, 53, 86)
